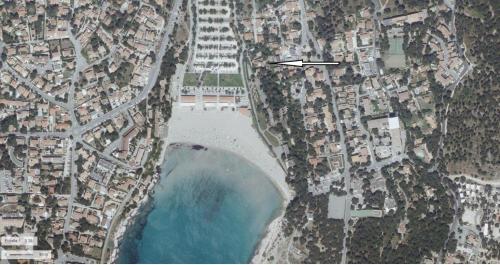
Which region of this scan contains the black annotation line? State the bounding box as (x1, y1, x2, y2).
(269, 59, 339, 67)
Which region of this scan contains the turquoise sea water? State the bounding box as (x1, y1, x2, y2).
(116, 144, 283, 263)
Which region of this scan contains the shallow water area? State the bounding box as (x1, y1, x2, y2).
(116, 144, 283, 263)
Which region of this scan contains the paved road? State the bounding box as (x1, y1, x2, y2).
(63, 20, 88, 238)
(7, 147, 23, 167)
(447, 174, 500, 187)
(298, 0, 309, 48)
(66, 21, 88, 128)
(3, 64, 70, 110)
(80, 141, 131, 169)
(296, 0, 352, 262)
(363, 154, 408, 172)
(99, 179, 141, 263)
(428, 32, 459, 80)
(370, 0, 381, 77)
(251, 0, 258, 42)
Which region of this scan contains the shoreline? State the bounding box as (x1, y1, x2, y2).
(108, 106, 292, 263)
(107, 140, 168, 263)
(165, 142, 288, 264)
(107, 175, 159, 263)
(250, 203, 287, 264)
(172, 141, 291, 202)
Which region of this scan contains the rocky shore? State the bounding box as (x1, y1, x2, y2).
(107, 172, 159, 263)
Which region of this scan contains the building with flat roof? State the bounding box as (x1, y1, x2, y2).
(367, 116, 405, 158)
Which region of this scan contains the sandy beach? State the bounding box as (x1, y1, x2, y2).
(165, 105, 292, 201)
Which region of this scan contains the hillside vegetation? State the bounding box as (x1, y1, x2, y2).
(444, 0, 500, 178)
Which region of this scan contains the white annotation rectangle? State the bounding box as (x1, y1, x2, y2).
(1, 235, 38, 246)
(0, 250, 51, 260)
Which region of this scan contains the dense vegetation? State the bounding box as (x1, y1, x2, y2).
(348, 162, 454, 263)
(443, 0, 499, 177)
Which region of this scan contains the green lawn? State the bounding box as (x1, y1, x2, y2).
(183, 73, 199, 86)
(219, 74, 243, 87)
(62, 69, 73, 79)
(351, 209, 383, 218)
(182, 73, 243, 87)
(203, 74, 218, 86)
(256, 111, 268, 130)
(113, 62, 135, 88)
(465, 6, 487, 19)
(371, 100, 381, 113)
(382, 37, 406, 69)
(264, 130, 280, 147)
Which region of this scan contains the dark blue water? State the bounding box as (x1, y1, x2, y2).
(116, 145, 282, 263)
